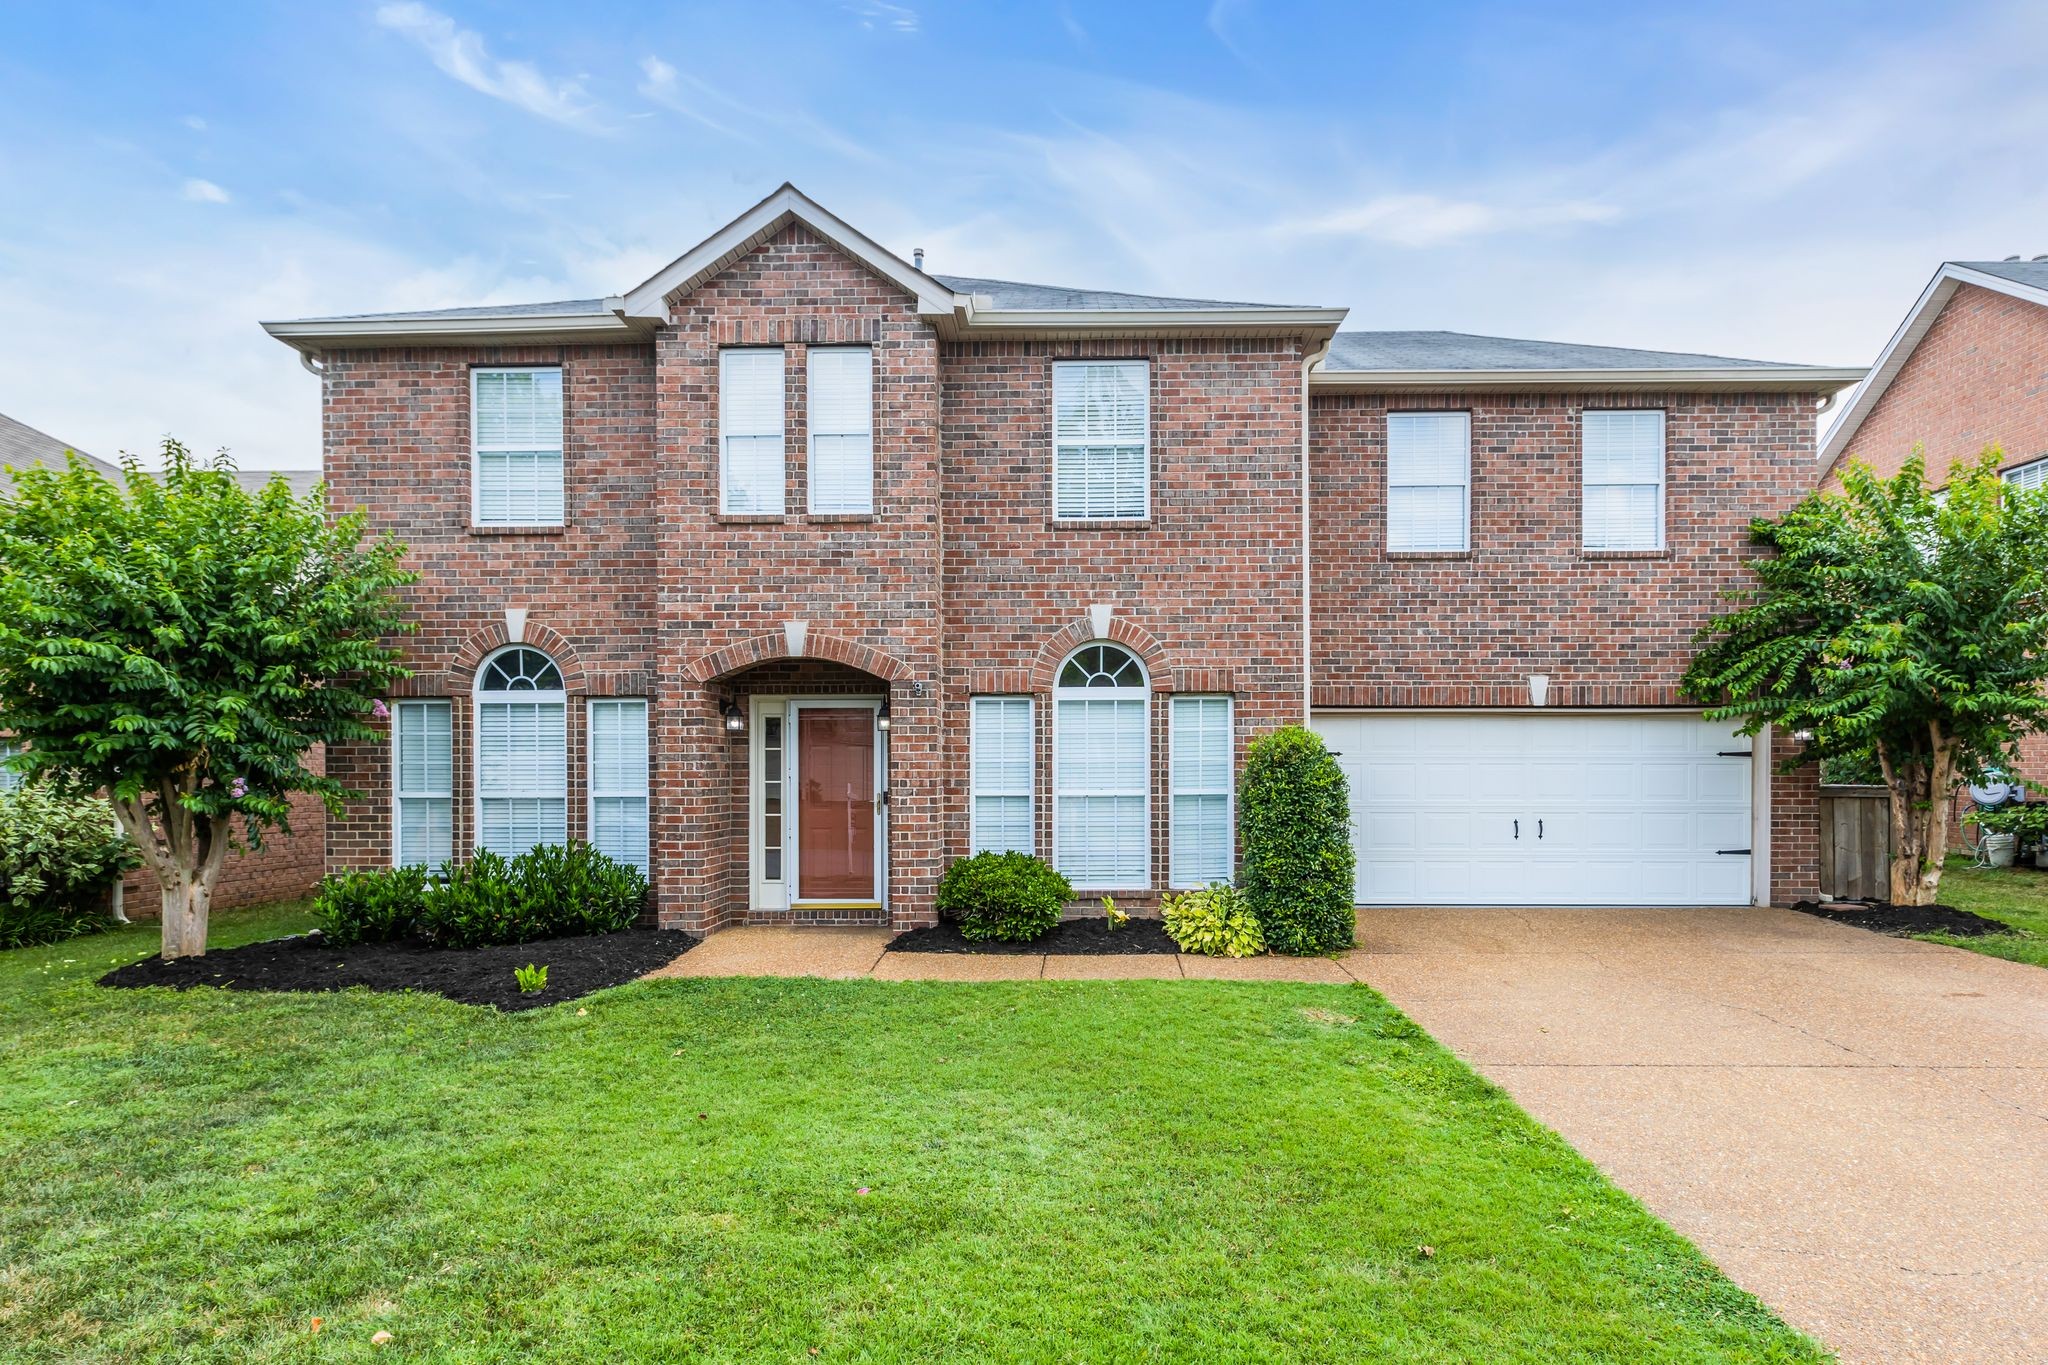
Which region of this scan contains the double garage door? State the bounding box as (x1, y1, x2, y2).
(1310, 712, 1755, 907)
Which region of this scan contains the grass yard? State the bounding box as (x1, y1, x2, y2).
(0, 903, 1824, 1363)
(1927, 853, 2048, 966)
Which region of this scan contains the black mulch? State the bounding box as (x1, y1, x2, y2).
(887, 916, 1180, 955)
(1789, 899, 2011, 938)
(99, 928, 699, 1012)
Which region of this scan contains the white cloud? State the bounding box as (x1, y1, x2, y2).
(182, 114, 207, 132)
(638, 52, 876, 162)
(637, 56, 750, 141)
(1278, 194, 1620, 249)
(181, 178, 230, 204)
(846, 1, 918, 34)
(374, 2, 603, 131)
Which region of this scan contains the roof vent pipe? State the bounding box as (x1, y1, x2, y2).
(913, 247, 925, 270)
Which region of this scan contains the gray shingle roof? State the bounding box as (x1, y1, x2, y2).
(0, 413, 120, 498)
(234, 468, 323, 497)
(1957, 259, 2048, 291)
(1325, 330, 1804, 373)
(283, 298, 612, 324)
(932, 274, 1306, 311)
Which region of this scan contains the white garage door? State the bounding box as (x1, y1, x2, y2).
(1310, 712, 1754, 907)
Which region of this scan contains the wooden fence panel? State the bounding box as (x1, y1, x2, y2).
(1819, 785, 1890, 900)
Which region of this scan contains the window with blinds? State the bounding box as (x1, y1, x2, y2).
(475, 648, 567, 858)
(721, 348, 785, 515)
(1053, 644, 1149, 887)
(1053, 360, 1149, 520)
(808, 347, 873, 514)
(1386, 411, 1470, 552)
(970, 697, 1034, 855)
(0, 739, 21, 794)
(473, 368, 564, 526)
(393, 700, 452, 868)
(587, 699, 649, 873)
(1583, 409, 1666, 551)
(1169, 696, 1232, 887)
(2005, 458, 2048, 492)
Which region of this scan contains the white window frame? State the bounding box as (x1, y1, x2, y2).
(1168, 695, 1234, 889)
(586, 698, 649, 874)
(720, 347, 786, 515)
(1581, 408, 1667, 551)
(1052, 643, 1151, 890)
(0, 739, 21, 794)
(470, 366, 564, 528)
(472, 646, 568, 860)
(390, 700, 453, 868)
(807, 346, 874, 515)
(969, 696, 1035, 856)
(1386, 410, 1471, 553)
(2004, 456, 2048, 492)
(1052, 359, 1151, 521)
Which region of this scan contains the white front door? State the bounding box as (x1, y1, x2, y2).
(1310, 711, 1754, 907)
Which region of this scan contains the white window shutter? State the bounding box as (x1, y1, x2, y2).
(473, 369, 565, 526)
(587, 699, 650, 873)
(1386, 412, 1470, 552)
(1169, 697, 1232, 887)
(1053, 361, 1149, 519)
(721, 349, 786, 515)
(1582, 410, 1664, 550)
(970, 697, 1034, 854)
(808, 347, 873, 514)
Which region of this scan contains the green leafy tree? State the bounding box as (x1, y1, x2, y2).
(1683, 449, 2048, 904)
(0, 442, 414, 958)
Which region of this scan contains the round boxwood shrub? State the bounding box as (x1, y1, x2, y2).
(1238, 725, 1355, 955)
(936, 851, 1072, 943)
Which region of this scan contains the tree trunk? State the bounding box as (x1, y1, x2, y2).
(1880, 733, 1957, 906)
(111, 778, 231, 960)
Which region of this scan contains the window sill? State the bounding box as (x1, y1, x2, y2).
(1581, 547, 1672, 560)
(1385, 549, 1473, 561)
(804, 512, 876, 524)
(470, 523, 566, 537)
(715, 513, 789, 525)
(1051, 518, 1153, 531)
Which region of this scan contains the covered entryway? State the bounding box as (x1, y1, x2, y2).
(1310, 711, 1755, 906)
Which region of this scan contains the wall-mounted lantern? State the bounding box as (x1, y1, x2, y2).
(876, 698, 893, 732)
(720, 698, 746, 736)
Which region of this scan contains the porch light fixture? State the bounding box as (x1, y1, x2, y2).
(876, 698, 892, 732)
(720, 698, 746, 736)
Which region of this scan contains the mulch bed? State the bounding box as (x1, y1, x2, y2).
(1789, 899, 2010, 938)
(99, 928, 699, 1012)
(888, 916, 1179, 955)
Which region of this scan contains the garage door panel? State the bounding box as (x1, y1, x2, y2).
(1313, 711, 1753, 908)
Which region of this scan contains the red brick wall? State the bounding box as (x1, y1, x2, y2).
(119, 749, 328, 914)
(1826, 283, 2048, 488)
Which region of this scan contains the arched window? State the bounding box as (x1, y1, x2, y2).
(474, 646, 567, 858)
(1053, 642, 1149, 887)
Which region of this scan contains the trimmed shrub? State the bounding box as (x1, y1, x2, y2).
(0, 781, 136, 949)
(1238, 725, 1356, 955)
(314, 864, 429, 946)
(936, 851, 1072, 943)
(505, 842, 647, 940)
(1161, 882, 1265, 957)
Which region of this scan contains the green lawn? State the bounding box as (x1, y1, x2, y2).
(0, 903, 1824, 1363)
(1925, 854, 2048, 966)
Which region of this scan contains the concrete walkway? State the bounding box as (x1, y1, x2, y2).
(1349, 906, 2048, 1365)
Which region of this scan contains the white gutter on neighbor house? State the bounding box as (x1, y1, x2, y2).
(1309, 366, 1866, 393)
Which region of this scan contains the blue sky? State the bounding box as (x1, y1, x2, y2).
(3, 0, 2045, 469)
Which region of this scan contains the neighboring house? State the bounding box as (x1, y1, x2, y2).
(0, 410, 328, 913)
(262, 184, 1863, 933)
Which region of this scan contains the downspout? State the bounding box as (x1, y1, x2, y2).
(299, 348, 325, 377)
(1301, 339, 1331, 724)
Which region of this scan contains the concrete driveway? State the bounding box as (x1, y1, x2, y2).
(1347, 906, 2048, 1364)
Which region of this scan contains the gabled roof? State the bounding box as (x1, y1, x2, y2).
(1313, 330, 1862, 393)
(1819, 261, 2048, 473)
(932, 275, 1307, 312)
(0, 412, 121, 498)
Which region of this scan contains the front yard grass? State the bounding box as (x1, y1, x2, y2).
(1926, 853, 2048, 966)
(0, 902, 1824, 1363)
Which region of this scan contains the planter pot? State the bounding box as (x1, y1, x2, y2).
(1983, 832, 2018, 868)
(2034, 843, 2048, 870)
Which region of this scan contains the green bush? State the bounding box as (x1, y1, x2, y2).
(312, 843, 647, 950)
(314, 864, 429, 946)
(936, 851, 1072, 943)
(0, 780, 136, 949)
(1238, 726, 1356, 955)
(1161, 883, 1265, 957)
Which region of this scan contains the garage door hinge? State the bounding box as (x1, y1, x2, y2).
(1716, 848, 1752, 855)
(1717, 749, 1753, 758)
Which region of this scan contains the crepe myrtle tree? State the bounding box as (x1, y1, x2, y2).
(0, 441, 414, 958)
(1683, 449, 2048, 905)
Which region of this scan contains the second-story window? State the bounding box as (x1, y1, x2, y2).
(721, 348, 785, 515)
(1386, 411, 1470, 553)
(473, 367, 564, 526)
(1053, 360, 1149, 520)
(1583, 409, 1666, 551)
(808, 347, 874, 514)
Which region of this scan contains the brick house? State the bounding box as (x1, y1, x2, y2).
(261, 185, 1862, 933)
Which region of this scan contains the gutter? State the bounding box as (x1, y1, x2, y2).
(1310, 365, 1866, 393)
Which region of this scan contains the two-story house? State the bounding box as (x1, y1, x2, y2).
(261, 185, 1863, 933)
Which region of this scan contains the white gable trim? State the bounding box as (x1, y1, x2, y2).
(1819, 263, 2048, 474)
(621, 183, 962, 320)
